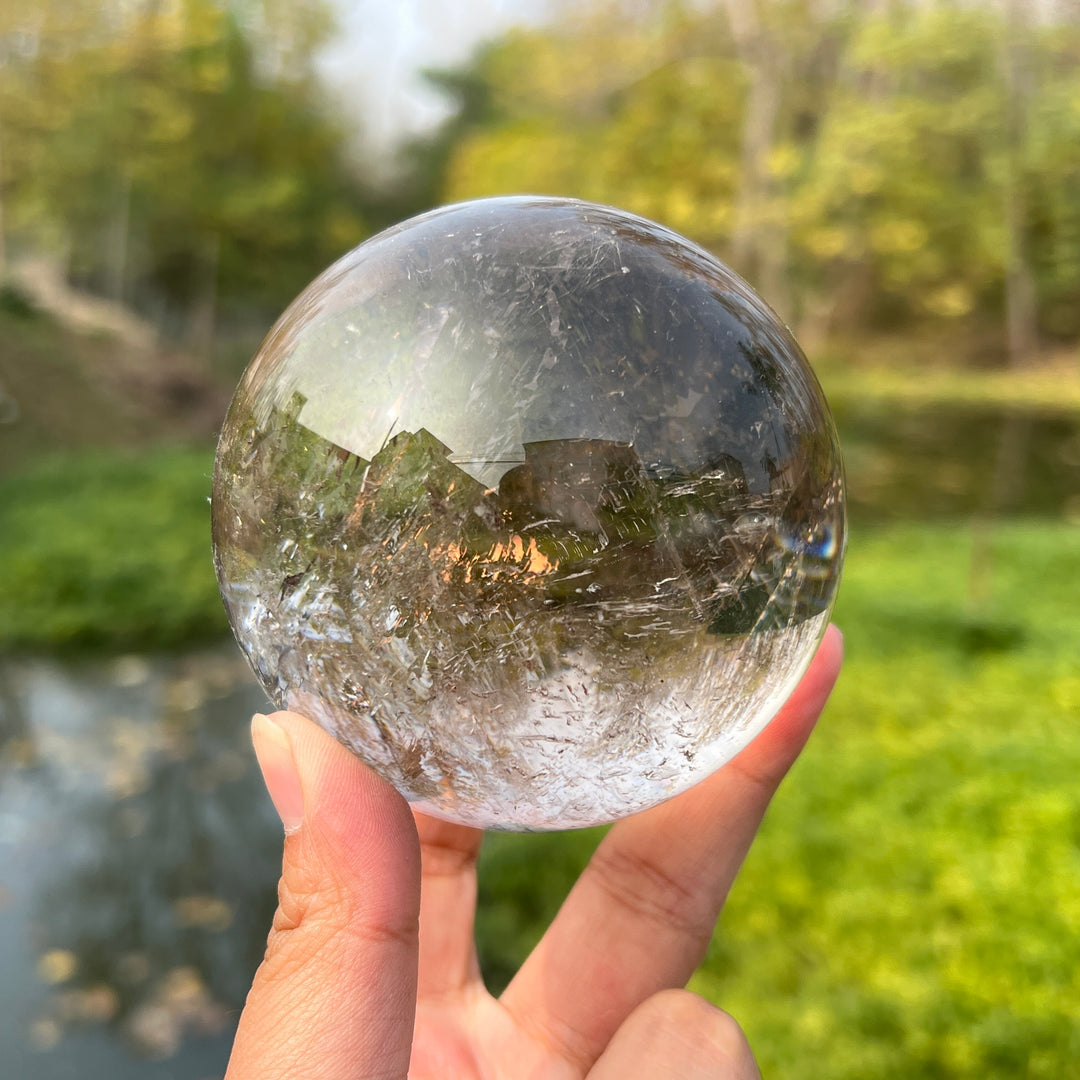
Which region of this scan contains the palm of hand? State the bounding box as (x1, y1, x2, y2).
(407, 805, 765, 1079)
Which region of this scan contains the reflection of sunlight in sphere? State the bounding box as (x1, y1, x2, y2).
(212, 197, 846, 830)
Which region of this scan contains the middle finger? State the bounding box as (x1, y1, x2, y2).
(413, 810, 485, 999)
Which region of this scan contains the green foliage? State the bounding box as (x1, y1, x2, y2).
(440, 0, 1080, 350)
(444, 11, 746, 245)
(0, 283, 39, 320)
(0, 0, 368, 324)
(472, 521, 1080, 1076)
(0, 446, 225, 650)
(477, 827, 604, 992)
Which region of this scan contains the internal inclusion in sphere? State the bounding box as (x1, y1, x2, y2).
(212, 196, 845, 830)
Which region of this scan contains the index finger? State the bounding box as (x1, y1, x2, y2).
(500, 625, 843, 1073)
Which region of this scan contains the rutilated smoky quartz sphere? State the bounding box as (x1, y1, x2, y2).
(212, 196, 845, 830)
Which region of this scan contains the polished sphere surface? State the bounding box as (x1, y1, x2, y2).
(212, 196, 845, 830)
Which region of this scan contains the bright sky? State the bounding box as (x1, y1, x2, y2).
(319, 0, 554, 163)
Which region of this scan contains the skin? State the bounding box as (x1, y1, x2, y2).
(226, 624, 843, 1080)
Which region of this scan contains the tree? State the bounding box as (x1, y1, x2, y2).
(436, 0, 1080, 362)
(442, 5, 745, 246)
(0, 0, 370, 347)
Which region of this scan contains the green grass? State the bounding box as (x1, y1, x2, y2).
(0, 445, 226, 651)
(689, 522, 1080, 1078)
(816, 330, 1080, 418)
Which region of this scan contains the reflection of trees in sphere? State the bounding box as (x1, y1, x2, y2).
(212, 197, 845, 830)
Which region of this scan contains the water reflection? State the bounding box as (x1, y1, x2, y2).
(835, 401, 1080, 522)
(0, 648, 277, 1079)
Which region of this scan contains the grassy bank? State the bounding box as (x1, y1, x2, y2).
(0, 303, 228, 480)
(816, 337, 1080, 417)
(0, 446, 225, 651)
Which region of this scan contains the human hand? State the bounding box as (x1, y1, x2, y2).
(225, 624, 843, 1079)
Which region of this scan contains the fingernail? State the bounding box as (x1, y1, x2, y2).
(251, 713, 305, 834)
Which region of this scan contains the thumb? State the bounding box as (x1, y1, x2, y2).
(226, 711, 421, 1080)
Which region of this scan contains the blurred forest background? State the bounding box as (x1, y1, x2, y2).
(0, 0, 1078, 1077)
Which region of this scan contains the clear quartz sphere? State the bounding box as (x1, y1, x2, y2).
(212, 196, 845, 830)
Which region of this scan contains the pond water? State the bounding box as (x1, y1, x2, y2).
(835, 401, 1080, 521)
(0, 649, 279, 1079)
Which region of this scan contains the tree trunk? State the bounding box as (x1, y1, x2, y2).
(725, 0, 792, 321)
(0, 110, 7, 281)
(106, 171, 132, 303)
(795, 0, 893, 347)
(188, 230, 220, 366)
(1001, 0, 1039, 375)
(970, 0, 1038, 615)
